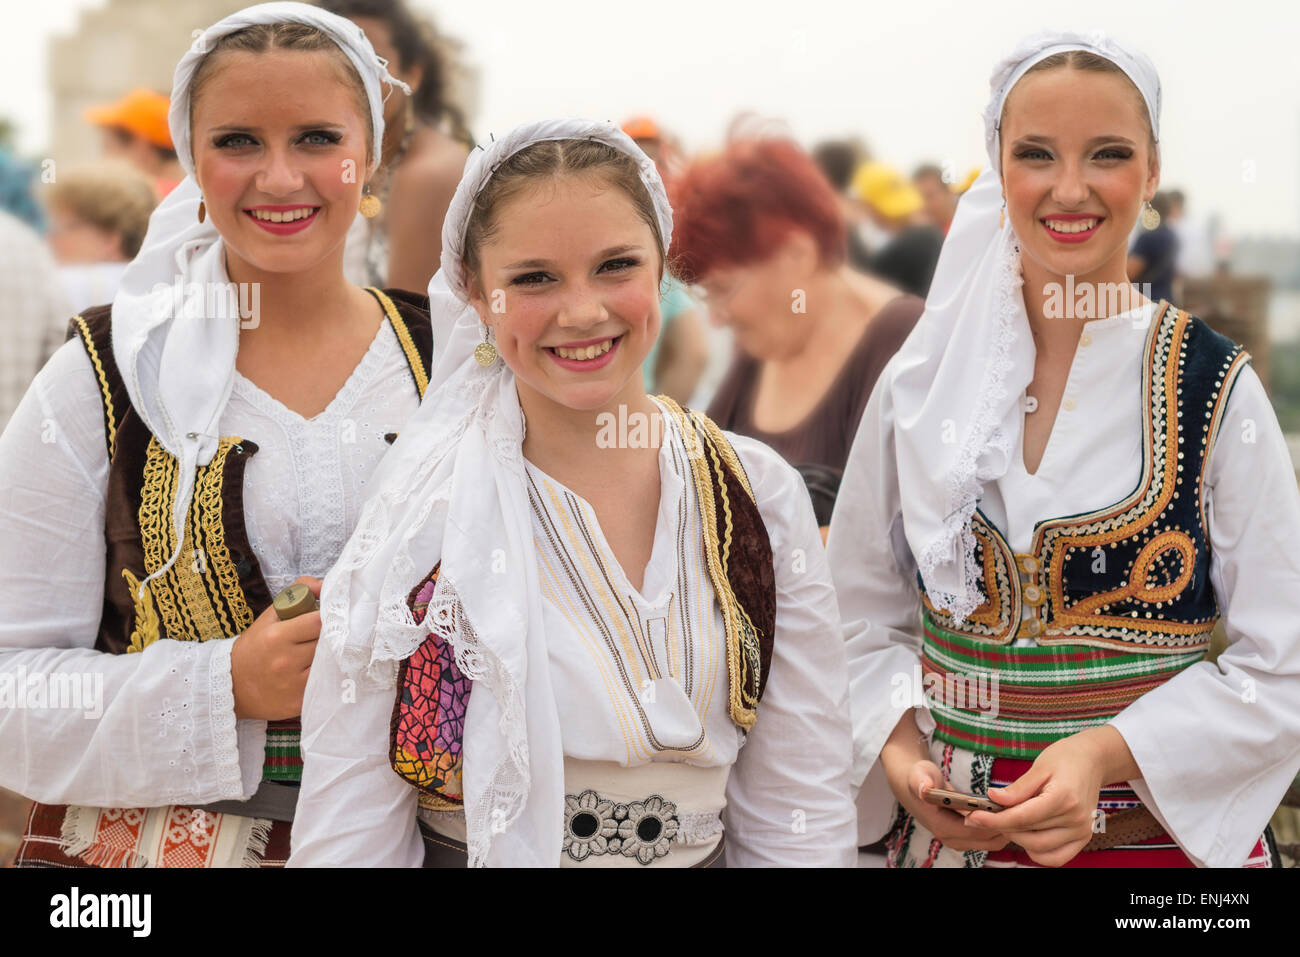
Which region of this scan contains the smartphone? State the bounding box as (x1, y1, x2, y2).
(923, 787, 1002, 814)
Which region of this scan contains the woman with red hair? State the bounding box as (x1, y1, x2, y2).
(671, 138, 922, 535)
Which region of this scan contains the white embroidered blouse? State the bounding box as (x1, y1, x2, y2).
(524, 427, 739, 770)
(0, 317, 422, 810)
(828, 306, 1300, 868)
(288, 403, 859, 866)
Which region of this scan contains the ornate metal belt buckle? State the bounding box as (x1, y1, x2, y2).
(563, 789, 681, 865)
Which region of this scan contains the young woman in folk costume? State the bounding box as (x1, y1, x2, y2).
(0, 2, 437, 867)
(288, 119, 858, 867)
(828, 30, 1300, 868)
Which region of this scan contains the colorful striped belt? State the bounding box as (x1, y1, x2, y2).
(920, 609, 1204, 759)
(263, 718, 302, 781)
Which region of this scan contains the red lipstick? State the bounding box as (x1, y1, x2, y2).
(1041, 212, 1103, 244)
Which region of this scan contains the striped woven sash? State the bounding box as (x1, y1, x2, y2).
(263, 720, 302, 781)
(920, 608, 1204, 759)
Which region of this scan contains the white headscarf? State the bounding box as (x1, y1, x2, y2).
(316, 119, 672, 867)
(111, 2, 410, 591)
(888, 30, 1161, 622)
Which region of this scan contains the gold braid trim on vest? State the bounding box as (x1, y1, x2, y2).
(366, 287, 428, 399)
(655, 395, 764, 731)
(108, 292, 429, 654)
(129, 436, 255, 651)
(69, 315, 118, 459)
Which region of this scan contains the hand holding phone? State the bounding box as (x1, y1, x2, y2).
(922, 786, 1003, 814)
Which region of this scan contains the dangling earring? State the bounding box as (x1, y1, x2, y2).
(999, 197, 1006, 229)
(1140, 200, 1161, 230)
(359, 184, 382, 219)
(474, 322, 498, 366)
(198, 198, 206, 224)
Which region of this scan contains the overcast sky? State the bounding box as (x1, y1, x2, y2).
(6, 0, 1299, 239)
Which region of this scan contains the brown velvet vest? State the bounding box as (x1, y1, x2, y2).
(67, 287, 433, 779)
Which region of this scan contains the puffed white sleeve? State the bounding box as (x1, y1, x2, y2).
(824, 377, 929, 844)
(1108, 364, 1300, 867)
(720, 435, 857, 867)
(288, 642, 424, 866)
(0, 339, 264, 808)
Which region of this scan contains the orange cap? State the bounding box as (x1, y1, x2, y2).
(85, 89, 174, 150)
(622, 116, 662, 142)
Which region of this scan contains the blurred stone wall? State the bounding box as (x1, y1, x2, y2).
(47, 0, 478, 170)
(48, 0, 243, 167)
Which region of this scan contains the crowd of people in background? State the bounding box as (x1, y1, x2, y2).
(0, 2, 1230, 464)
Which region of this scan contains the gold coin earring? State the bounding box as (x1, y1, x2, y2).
(1140, 200, 1161, 230)
(359, 184, 382, 219)
(474, 322, 499, 367)
(198, 197, 206, 224)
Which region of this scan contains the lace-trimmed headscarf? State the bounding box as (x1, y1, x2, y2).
(109, 2, 409, 592)
(315, 119, 672, 867)
(886, 30, 1161, 623)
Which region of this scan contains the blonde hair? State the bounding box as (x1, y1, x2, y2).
(46, 160, 158, 258)
(462, 139, 665, 290)
(188, 22, 374, 169)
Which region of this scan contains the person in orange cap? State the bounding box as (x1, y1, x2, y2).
(85, 89, 184, 199)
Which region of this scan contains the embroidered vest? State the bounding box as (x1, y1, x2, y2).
(389, 398, 778, 809)
(69, 287, 433, 780)
(918, 304, 1250, 757)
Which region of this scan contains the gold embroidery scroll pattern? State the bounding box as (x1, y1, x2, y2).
(968, 533, 1002, 628)
(138, 437, 187, 642)
(978, 521, 1018, 637)
(174, 462, 222, 642)
(1067, 529, 1197, 616)
(1042, 311, 1213, 647)
(149, 441, 201, 639)
(922, 516, 1018, 642)
(136, 437, 250, 645)
(192, 438, 255, 636)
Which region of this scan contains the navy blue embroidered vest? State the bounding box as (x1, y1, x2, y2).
(922, 302, 1251, 653)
